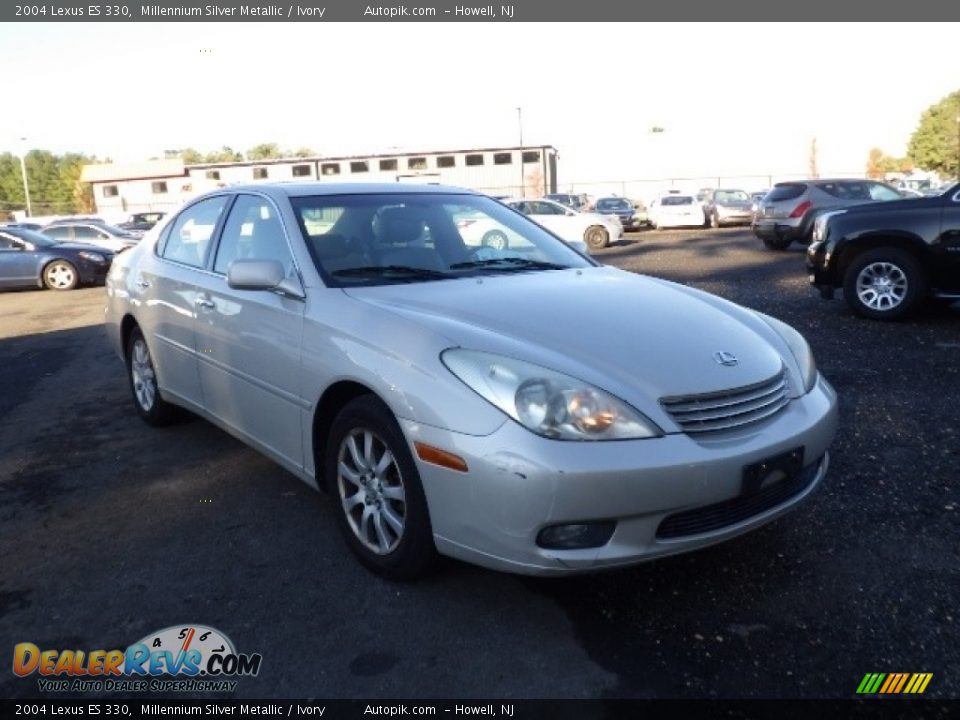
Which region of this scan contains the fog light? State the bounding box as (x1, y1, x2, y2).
(536, 521, 616, 550)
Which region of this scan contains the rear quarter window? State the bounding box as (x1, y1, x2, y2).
(766, 184, 807, 202)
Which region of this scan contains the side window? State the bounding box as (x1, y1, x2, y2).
(869, 183, 902, 201)
(214, 194, 292, 276)
(162, 196, 230, 268)
(74, 226, 103, 240)
(0, 234, 16, 249)
(44, 226, 70, 241)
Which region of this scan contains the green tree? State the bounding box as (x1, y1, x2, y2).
(906, 90, 960, 178)
(246, 143, 282, 161)
(205, 146, 244, 162)
(290, 146, 316, 158)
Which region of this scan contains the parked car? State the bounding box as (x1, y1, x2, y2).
(648, 194, 707, 229)
(453, 207, 589, 254)
(593, 196, 648, 232)
(40, 222, 140, 253)
(806, 183, 960, 319)
(506, 197, 622, 250)
(105, 182, 837, 579)
(750, 191, 769, 221)
(753, 179, 904, 250)
(1, 222, 45, 231)
(544, 193, 590, 211)
(701, 189, 755, 228)
(0, 225, 113, 291)
(119, 211, 167, 232)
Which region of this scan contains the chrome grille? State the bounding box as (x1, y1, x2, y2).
(660, 368, 790, 434)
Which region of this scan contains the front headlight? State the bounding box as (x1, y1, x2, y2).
(78, 251, 106, 263)
(756, 314, 817, 394)
(441, 349, 662, 441)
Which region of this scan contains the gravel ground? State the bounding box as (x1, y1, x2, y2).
(0, 227, 957, 700)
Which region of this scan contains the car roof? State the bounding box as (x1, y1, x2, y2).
(207, 182, 481, 199)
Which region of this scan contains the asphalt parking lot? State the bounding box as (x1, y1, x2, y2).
(1, 227, 957, 700)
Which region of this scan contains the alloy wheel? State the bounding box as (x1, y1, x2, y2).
(856, 261, 908, 311)
(337, 428, 407, 555)
(130, 338, 157, 411)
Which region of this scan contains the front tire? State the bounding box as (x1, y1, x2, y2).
(326, 395, 437, 580)
(584, 225, 610, 250)
(126, 327, 180, 425)
(842, 248, 925, 320)
(43, 260, 78, 290)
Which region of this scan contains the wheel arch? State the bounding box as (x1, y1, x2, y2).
(311, 380, 384, 492)
(834, 234, 931, 283)
(120, 314, 140, 360)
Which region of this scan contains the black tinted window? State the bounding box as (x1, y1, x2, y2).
(661, 196, 693, 206)
(766, 184, 807, 202)
(818, 182, 871, 200)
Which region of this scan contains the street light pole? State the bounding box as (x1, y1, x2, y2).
(19, 137, 32, 217)
(517, 106, 524, 197)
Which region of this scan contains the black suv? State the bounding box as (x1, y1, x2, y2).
(807, 184, 960, 319)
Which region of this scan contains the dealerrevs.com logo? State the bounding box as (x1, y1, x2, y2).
(13, 624, 262, 693)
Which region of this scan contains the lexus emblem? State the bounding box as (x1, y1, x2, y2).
(713, 351, 739, 367)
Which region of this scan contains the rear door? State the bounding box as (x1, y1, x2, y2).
(138, 195, 231, 411)
(193, 193, 306, 469)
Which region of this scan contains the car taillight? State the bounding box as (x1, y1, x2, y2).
(789, 200, 812, 218)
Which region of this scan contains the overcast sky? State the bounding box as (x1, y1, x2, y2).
(0, 22, 957, 184)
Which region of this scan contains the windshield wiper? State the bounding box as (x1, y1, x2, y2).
(449, 258, 570, 271)
(332, 265, 452, 281)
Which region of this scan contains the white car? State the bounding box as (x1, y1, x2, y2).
(505, 198, 622, 250)
(648, 194, 707, 229)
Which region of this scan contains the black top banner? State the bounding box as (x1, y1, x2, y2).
(2, 0, 958, 21)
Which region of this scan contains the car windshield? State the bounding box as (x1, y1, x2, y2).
(596, 198, 632, 211)
(714, 190, 750, 203)
(2, 227, 57, 246)
(291, 192, 592, 287)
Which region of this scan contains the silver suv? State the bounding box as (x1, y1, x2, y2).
(752, 179, 904, 250)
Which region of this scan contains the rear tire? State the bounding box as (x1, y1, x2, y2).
(326, 395, 437, 580)
(126, 327, 180, 426)
(842, 248, 924, 321)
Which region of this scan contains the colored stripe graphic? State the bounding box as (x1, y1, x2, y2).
(857, 672, 932, 694)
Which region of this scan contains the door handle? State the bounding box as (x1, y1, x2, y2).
(195, 296, 215, 310)
(136, 279, 150, 288)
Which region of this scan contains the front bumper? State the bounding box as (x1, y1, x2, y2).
(77, 259, 112, 286)
(717, 211, 753, 226)
(403, 374, 838, 575)
(806, 241, 836, 299)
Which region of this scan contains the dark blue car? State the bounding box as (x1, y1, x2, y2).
(0, 226, 114, 291)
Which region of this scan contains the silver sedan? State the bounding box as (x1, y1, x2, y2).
(105, 183, 838, 579)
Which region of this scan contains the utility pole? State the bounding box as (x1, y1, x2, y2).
(517, 107, 524, 197)
(809, 137, 819, 179)
(19, 138, 32, 217)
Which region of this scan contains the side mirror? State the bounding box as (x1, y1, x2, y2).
(227, 259, 304, 299)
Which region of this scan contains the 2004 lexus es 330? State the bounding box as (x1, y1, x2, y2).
(105, 183, 838, 579)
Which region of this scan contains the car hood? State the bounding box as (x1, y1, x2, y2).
(838, 194, 940, 215)
(343, 266, 788, 407)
